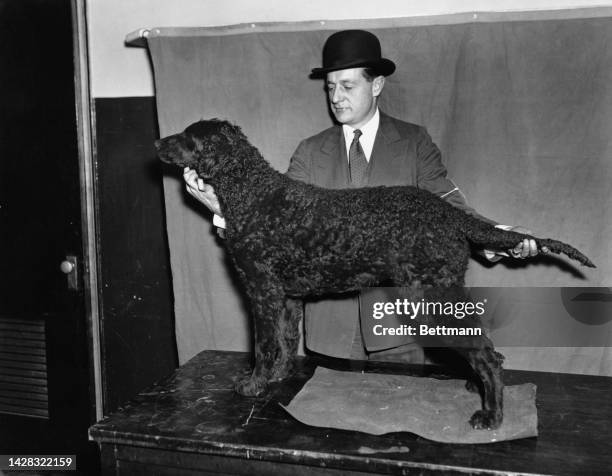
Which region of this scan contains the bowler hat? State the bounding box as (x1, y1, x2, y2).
(311, 30, 396, 77)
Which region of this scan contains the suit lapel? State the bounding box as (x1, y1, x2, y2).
(367, 112, 406, 186)
(317, 126, 351, 187)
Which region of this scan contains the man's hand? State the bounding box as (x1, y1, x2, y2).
(506, 226, 548, 259)
(183, 167, 223, 217)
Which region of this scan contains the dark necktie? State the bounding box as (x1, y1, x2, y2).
(349, 129, 367, 186)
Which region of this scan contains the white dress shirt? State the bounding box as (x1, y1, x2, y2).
(341, 108, 380, 162)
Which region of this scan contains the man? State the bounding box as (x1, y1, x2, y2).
(184, 29, 540, 362)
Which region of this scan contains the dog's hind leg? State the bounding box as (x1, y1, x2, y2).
(417, 286, 505, 430)
(454, 344, 504, 430)
(235, 282, 300, 397)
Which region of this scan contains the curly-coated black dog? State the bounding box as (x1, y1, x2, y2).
(156, 119, 594, 430)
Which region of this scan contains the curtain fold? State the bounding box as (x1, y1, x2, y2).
(148, 15, 611, 374)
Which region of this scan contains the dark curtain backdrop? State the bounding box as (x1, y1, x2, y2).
(147, 12, 611, 374)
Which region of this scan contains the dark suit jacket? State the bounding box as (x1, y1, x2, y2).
(286, 112, 495, 358)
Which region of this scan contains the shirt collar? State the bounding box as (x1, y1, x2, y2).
(342, 108, 380, 161)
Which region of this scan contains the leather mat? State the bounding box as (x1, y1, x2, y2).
(283, 367, 537, 444)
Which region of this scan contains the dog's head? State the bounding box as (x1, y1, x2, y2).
(155, 119, 248, 180)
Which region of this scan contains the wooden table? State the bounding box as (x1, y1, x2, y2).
(89, 350, 612, 475)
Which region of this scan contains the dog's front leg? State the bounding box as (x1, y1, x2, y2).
(235, 283, 299, 397)
(269, 297, 302, 381)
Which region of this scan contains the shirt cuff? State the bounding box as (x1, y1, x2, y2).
(483, 224, 513, 261)
(213, 214, 226, 229)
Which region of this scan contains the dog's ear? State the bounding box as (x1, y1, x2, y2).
(183, 119, 253, 180)
(186, 121, 229, 178)
(195, 156, 216, 179)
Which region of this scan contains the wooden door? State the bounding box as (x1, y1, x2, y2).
(0, 0, 97, 471)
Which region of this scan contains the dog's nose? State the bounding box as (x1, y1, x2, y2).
(154, 139, 162, 150)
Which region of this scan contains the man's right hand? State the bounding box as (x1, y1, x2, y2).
(183, 167, 223, 217)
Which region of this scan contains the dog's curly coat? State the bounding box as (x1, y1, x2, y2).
(156, 119, 594, 430)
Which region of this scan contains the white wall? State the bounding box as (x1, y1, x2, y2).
(87, 0, 612, 97)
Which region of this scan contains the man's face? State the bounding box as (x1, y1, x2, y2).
(326, 68, 384, 129)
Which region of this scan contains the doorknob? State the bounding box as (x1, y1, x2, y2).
(60, 255, 79, 291)
(60, 260, 74, 274)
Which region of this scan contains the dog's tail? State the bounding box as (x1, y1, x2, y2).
(465, 219, 596, 268)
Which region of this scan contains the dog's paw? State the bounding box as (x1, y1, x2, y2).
(269, 362, 294, 382)
(235, 375, 268, 397)
(469, 409, 502, 430)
